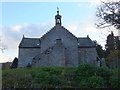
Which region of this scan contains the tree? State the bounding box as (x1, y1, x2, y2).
(96, 1, 120, 29)
(94, 41, 105, 58)
(114, 36, 120, 50)
(106, 50, 120, 68)
(105, 31, 115, 55)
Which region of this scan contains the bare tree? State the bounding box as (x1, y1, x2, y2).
(96, 1, 120, 29)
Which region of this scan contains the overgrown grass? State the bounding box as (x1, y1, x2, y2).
(2, 65, 120, 89)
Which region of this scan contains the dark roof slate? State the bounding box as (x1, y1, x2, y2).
(78, 37, 95, 47)
(19, 37, 41, 48)
(19, 25, 95, 48)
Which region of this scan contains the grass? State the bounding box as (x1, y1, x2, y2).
(2, 65, 120, 88)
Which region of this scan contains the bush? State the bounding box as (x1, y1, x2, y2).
(30, 67, 65, 87)
(109, 67, 120, 88)
(75, 64, 106, 88)
(2, 68, 33, 88)
(110, 76, 120, 88)
(95, 67, 112, 87)
(78, 79, 89, 88)
(75, 64, 96, 81)
(87, 75, 105, 88)
(2, 64, 119, 88)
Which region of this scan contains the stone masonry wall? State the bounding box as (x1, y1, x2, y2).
(78, 48, 97, 66)
(32, 39, 66, 67)
(41, 26, 79, 67)
(18, 48, 41, 67)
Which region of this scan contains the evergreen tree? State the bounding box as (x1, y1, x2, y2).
(94, 41, 105, 58)
(105, 31, 115, 55)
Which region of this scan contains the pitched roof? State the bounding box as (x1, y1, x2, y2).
(78, 37, 95, 47)
(41, 25, 77, 41)
(19, 37, 41, 48)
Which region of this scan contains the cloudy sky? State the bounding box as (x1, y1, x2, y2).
(0, 0, 118, 63)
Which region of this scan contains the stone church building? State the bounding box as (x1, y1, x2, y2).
(18, 9, 98, 67)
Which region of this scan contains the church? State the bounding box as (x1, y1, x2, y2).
(18, 9, 98, 67)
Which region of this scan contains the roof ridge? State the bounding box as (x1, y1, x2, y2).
(24, 37, 40, 39)
(61, 26, 77, 38)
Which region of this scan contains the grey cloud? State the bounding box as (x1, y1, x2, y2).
(1, 21, 53, 50)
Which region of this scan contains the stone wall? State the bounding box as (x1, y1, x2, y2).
(78, 47, 97, 66)
(18, 25, 98, 67)
(32, 39, 66, 67)
(2, 62, 12, 69)
(41, 26, 79, 67)
(18, 48, 41, 67)
(49, 39, 66, 66)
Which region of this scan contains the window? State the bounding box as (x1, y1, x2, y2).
(57, 19, 60, 23)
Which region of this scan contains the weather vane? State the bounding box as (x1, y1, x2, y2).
(57, 7, 59, 14)
(57, 7, 59, 11)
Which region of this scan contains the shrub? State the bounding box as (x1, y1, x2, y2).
(3, 65, 118, 88)
(95, 67, 112, 87)
(110, 76, 120, 88)
(87, 75, 105, 88)
(34, 67, 65, 87)
(109, 67, 120, 88)
(75, 64, 96, 81)
(77, 75, 105, 88)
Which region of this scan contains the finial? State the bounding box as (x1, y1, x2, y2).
(111, 31, 114, 36)
(57, 7, 59, 14)
(87, 35, 89, 38)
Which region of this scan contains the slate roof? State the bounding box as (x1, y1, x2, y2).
(19, 36, 95, 48)
(19, 25, 95, 48)
(41, 25, 77, 39)
(78, 37, 95, 47)
(19, 37, 41, 48)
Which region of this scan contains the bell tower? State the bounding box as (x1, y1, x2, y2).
(55, 8, 62, 26)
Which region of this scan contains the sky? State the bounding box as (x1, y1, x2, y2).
(0, 0, 118, 63)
